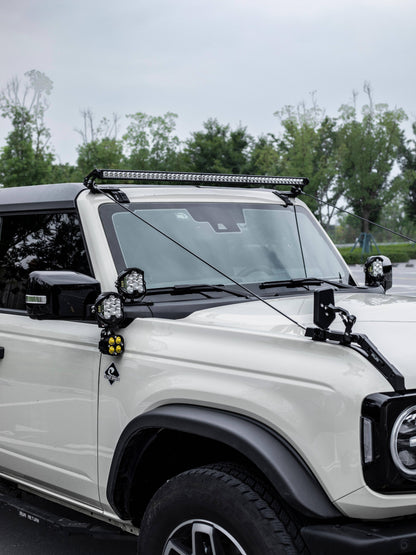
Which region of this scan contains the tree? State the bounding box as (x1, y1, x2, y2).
(76, 110, 124, 176)
(273, 96, 341, 227)
(0, 70, 54, 186)
(184, 118, 251, 174)
(400, 122, 416, 223)
(123, 112, 181, 170)
(337, 84, 407, 233)
(245, 135, 283, 176)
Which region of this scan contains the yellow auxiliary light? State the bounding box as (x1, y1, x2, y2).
(99, 330, 125, 356)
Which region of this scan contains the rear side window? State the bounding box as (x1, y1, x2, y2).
(0, 212, 91, 311)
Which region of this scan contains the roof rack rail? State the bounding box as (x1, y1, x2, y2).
(83, 169, 309, 197)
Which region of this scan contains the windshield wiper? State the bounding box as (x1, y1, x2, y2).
(146, 284, 251, 299)
(259, 277, 354, 290)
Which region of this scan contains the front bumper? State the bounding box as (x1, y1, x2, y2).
(302, 517, 416, 554)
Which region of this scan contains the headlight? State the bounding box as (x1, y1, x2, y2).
(94, 292, 125, 327)
(116, 268, 146, 299)
(390, 405, 416, 477)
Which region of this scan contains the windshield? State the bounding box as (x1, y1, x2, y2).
(100, 202, 350, 289)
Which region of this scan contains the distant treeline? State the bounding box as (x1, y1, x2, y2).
(1, 71, 416, 242)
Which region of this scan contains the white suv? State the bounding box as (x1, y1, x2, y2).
(0, 168, 415, 555)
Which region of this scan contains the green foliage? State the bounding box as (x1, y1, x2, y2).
(273, 97, 341, 227)
(183, 118, 251, 174)
(0, 71, 55, 186)
(76, 138, 124, 178)
(50, 163, 82, 183)
(337, 84, 407, 233)
(0, 106, 54, 187)
(75, 110, 125, 177)
(246, 135, 282, 175)
(123, 112, 180, 170)
(338, 243, 416, 264)
(398, 122, 416, 222)
(1, 69, 416, 246)
(338, 250, 364, 265)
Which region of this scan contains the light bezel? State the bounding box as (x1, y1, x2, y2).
(94, 292, 125, 327)
(116, 267, 147, 300)
(390, 404, 416, 477)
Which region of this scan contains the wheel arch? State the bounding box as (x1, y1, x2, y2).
(106, 404, 340, 523)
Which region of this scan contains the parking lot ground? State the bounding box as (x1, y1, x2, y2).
(0, 489, 137, 554)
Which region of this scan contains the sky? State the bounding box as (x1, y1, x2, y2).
(0, 0, 415, 165)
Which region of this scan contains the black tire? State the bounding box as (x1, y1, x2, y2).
(137, 463, 306, 555)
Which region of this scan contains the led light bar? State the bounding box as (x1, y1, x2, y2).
(84, 168, 309, 190)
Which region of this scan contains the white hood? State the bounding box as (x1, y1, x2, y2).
(185, 291, 416, 389)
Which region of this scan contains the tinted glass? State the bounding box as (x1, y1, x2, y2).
(0, 212, 91, 310)
(101, 203, 349, 289)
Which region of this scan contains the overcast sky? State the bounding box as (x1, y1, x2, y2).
(0, 0, 415, 165)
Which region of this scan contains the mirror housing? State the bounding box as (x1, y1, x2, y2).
(364, 255, 392, 291)
(26, 271, 101, 320)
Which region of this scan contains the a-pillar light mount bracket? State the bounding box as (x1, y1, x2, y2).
(305, 286, 405, 393)
(84, 169, 101, 191)
(83, 169, 130, 203)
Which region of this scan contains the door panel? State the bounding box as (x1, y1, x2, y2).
(0, 313, 101, 506)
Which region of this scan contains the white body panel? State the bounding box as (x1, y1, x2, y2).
(1, 184, 416, 527)
(95, 292, 416, 519)
(0, 314, 101, 505)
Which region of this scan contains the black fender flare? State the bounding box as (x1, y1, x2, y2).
(107, 404, 340, 520)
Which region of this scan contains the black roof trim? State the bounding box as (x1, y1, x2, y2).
(0, 183, 85, 213)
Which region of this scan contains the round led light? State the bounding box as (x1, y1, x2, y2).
(116, 268, 146, 300)
(368, 258, 384, 278)
(94, 292, 125, 327)
(390, 405, 416, 477)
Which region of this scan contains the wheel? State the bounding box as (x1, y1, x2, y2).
(137, 464, 306, 555)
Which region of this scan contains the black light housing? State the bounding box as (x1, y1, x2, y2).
(99, 329, 125, 356)
(116, 267, 146, 300)
(364, 255, 393, 291)
(93, 292, 125, 328)
(83, 168, 309, 196)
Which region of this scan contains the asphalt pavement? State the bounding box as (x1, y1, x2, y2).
(0, 495, 137, 554)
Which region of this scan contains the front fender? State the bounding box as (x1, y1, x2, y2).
(107, 404, 340, 520)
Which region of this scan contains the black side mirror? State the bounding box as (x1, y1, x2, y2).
(26, 271, 101, 320)
(313, 286, 336, 329)
(364, 255, 392, 291)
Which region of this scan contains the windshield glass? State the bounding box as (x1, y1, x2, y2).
(100, 202, 349, 289)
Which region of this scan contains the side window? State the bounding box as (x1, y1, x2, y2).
(0, 212, 92, 311)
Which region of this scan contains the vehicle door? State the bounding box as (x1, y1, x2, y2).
(0, 211, 102, 507)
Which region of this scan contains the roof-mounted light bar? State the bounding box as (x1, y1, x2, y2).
(84, 168, 309, 196)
